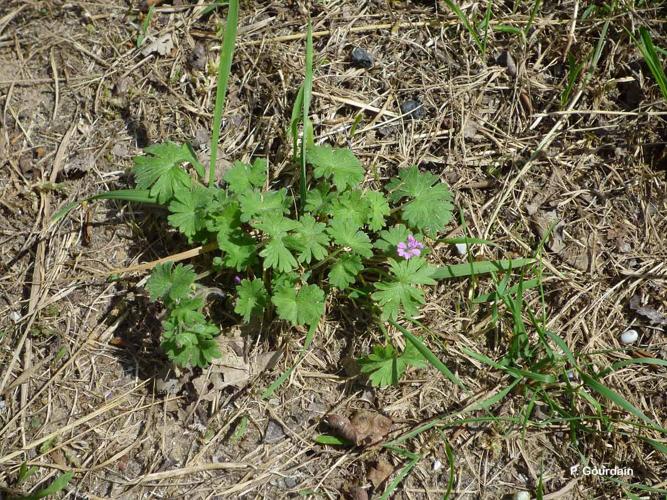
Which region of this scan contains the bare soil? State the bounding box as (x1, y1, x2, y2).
(1, 0, 666, 498)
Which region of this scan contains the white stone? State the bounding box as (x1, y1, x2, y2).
(620, 329, 639, 345)
(514, 492, 531, 500)
(432, 459, 442, 471)
(455, 243, 468, 256)
(9, 311, 20, 323)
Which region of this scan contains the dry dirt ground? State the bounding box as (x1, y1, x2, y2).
(1, 0, 666, 498)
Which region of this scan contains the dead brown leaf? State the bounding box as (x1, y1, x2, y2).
(349, 487, 369, 500)
(141, 34, 174, 57)
(326, 410, 392, 446)
(190, 334, 281, 401)
(530, 210, 565, 253)
(629, 294, 667, 326)
(368, 457, 394, 488)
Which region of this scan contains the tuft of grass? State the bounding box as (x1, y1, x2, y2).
(634, 27, 667, 100)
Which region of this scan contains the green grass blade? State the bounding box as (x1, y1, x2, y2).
(390, 320, 467, 390)
(314, 434, 353, 446)
(441, 0, 483, 54)
(300, 22, 314, 211)
(24, 471, 73, 500)
(465, 379, 520, 412)
(388, 410, 521, 447)
(51, 190, 159, 223)
(544, 330, 577, 367)
(289, 83, 304, 160)
(580, 372, 666, 432)
(379, 452, 421, 500)
(525, 0, 542, 34)
(494, 24, 524, 38)
(638, 27, 667, 100)
(431, 257, 535, 280)
(136, 5, 155, 48)
(479, 1, 493, 54)
(600, 357, 667, 378)
(460, 346, 504, 369)
(51, 200, 81, 223)
(88, 189, 158, 204)
(208, 0, 239, 186)
(200, 0, 228, 17)
(640, 436, 667, 455)
(444, 440, 456, 499)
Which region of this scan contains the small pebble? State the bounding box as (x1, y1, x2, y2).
(455, 243, 468, 256)
(400, 99, 425, 120)
(9, 311, 21, 323)
(432, 459, 442, 471)
(350, 47, 373, 69)
(284, 476, 298, 488)
(263, 419, 285, 443)
(620, 329, 639, 345)
(514, 492, 531, 500)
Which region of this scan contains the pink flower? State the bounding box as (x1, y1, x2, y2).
(397, 234, 424, 259)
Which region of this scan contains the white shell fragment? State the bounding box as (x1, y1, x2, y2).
(620, 329, 639, 345)
(455, 243, 468, 256)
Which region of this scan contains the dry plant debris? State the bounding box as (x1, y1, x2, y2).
(0, 0, 666, 498)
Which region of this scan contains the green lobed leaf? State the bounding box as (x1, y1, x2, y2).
(328, 253, 364, 290)
(286, 214, 330, 264)
(207, 202, 258, 271)
(169, 297, 206, 324)
(358, 342, 427, 387)
(167, 186, 214, 240)
(260, 238, 298, 273)
(307, 144, 365, 191)
(328, 190, 369, 229)
(374, 224, 411, 253)
(372, 257, 437, 320)
(146, 262, 197, 303)
(252, 212, 300, 238)
(223, 158, 267, 193)
(219, 233, 258, 271)
(272, 283, 325, 326)
(304, 184, 333, 215)
(386, 166, 453, 234)
(327, 218, 373, 258)
(358, 344, 400, 387)
(238, 189, 288, 223)
(365, 190, 391, 231)
(132, 141, 199, 203)
(235, 278, 268, 322)
(162, 317, 220, 368)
